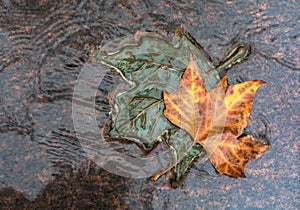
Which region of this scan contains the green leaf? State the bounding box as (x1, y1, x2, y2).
(93, 33, 219, 92)
(109, 87, 169, 147)
(165, 127, 204, 182)
(92, 33, 220, 146)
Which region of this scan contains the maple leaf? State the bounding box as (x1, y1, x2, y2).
(153, 55, 269, 179)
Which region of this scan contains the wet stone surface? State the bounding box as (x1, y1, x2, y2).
(0, 0, 299, 209)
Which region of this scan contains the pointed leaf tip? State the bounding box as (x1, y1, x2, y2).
(163, 57, 269, 178)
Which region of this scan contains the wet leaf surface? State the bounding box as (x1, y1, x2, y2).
(155, 56, 269, 179)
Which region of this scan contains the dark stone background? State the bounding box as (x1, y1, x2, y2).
(0, 0, 299, 209)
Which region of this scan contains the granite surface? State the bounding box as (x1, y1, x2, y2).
(0, 0, 299, 209)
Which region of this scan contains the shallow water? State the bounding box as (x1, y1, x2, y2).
(0, 0, 299, 209)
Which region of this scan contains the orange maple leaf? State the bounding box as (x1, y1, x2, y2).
(154, 55, 269, 180)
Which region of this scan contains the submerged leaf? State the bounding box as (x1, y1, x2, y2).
(165, 128, 204, 181)
(109, 87, 169, 147)
(92, 32, 217, 91)
(92, 31, 218, 148)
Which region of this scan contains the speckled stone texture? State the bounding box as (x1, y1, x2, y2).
(0, 0, 299, 209)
